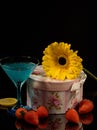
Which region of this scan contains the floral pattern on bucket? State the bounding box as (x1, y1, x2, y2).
(47, 92, 62, 110)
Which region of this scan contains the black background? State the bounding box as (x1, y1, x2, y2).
(0, 2, 97, 99)
(0, 2, 97, 130)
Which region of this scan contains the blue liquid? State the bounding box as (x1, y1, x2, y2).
(2, 62, 36, 86)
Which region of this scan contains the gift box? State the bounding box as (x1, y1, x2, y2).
(27, 65, 87, 114)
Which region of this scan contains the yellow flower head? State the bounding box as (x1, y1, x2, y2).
(42, 42, 83, 80)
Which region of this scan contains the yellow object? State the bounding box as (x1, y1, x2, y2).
(42, 42, 83, 80)
(0, 98, 17, 109)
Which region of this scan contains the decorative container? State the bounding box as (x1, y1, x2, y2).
(27, 65, 87, 114)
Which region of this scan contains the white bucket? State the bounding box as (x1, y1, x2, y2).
(27, 65, 87, 114)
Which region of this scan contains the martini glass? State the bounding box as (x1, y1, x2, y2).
(0, 56, 39, 114)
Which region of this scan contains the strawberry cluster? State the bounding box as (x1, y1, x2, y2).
(15, 98, 94, 129)
(65, 98, 94, 125)
(15, 105, 48, 126)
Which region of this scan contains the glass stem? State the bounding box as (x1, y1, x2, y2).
(16, 82, 22, 107)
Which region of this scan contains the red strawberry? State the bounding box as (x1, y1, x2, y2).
(65, 108, 80, 124)
(15, 107, 27, 119)
(37, 106, 48, 118)
(24, 110, 39, 126)
(78, 99, 94, 114)
(79, 112, 94, 125)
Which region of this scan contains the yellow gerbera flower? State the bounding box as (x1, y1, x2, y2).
(42, 42, 83, 80)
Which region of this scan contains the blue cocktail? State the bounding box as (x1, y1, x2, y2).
(0, 56, 39, 113)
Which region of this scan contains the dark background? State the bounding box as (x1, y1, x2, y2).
(0, 2, 97, 99)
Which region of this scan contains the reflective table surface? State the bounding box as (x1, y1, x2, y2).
(0, 91, 97, 130)
(0, 102, 97, 130)
(0, 67, 97, 130)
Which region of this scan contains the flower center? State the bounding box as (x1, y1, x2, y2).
(58, 57, 66, 65)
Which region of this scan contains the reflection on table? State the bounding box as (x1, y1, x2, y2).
(15, 114, 83, 130)
(0, 107, 96, 130)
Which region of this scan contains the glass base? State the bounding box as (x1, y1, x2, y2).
(7, 107, 17, 117)
(7, 105, 32, 117)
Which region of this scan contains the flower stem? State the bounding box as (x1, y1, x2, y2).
(83, 68, 97, 81)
